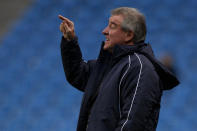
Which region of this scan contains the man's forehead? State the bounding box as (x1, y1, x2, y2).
(109, 15, 124, 24)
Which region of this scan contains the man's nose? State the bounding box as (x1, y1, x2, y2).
(102, 26, 109, 35)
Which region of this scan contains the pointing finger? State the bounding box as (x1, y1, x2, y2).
(58, 15, 73, 25)
(58, 15, 66, 20)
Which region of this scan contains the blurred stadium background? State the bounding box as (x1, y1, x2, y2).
(0, 0, 196, 130)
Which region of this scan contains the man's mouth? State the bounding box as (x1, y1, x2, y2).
(106, 38, 110, 41)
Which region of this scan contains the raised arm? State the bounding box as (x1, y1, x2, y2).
(59, 15, 94, 92)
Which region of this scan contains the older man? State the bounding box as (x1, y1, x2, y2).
(59, 7, 179, 131)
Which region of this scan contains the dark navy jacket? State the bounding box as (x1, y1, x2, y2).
(60, 37, 179, 131)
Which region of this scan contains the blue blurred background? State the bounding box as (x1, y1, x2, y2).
(0, 0, 197, 130)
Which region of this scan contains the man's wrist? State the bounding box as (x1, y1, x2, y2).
(63, 35, 75, 41)
(62, 35, 77, 43)
(63, 31, 75, 41)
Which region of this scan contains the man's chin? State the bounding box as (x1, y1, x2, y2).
(103, 43, 113, 52)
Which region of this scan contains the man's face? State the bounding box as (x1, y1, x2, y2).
(102, 15, 128, 51)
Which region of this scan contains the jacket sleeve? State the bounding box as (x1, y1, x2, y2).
(115, 57, 162, 131)
(60, 36, 95, 92)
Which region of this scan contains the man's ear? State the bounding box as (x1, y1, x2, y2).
(125, 31, 134, 43)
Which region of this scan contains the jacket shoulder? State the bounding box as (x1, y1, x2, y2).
(131, 53, 156, 72)
(126, 53, 159, 83)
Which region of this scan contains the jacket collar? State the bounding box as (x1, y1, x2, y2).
(97, 41, 147, 63)
(112, 42, 147, 60)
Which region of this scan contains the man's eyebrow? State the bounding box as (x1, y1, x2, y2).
(110, 21, 118, 25)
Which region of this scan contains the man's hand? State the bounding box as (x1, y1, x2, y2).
(59, 15, 75, 41)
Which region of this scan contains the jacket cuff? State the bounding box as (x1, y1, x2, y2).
(61, 36, 78, 48)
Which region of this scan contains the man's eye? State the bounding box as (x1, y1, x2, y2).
(110, 24, 116, 28)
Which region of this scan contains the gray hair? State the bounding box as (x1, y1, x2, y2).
(111, 7, 147, 43)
